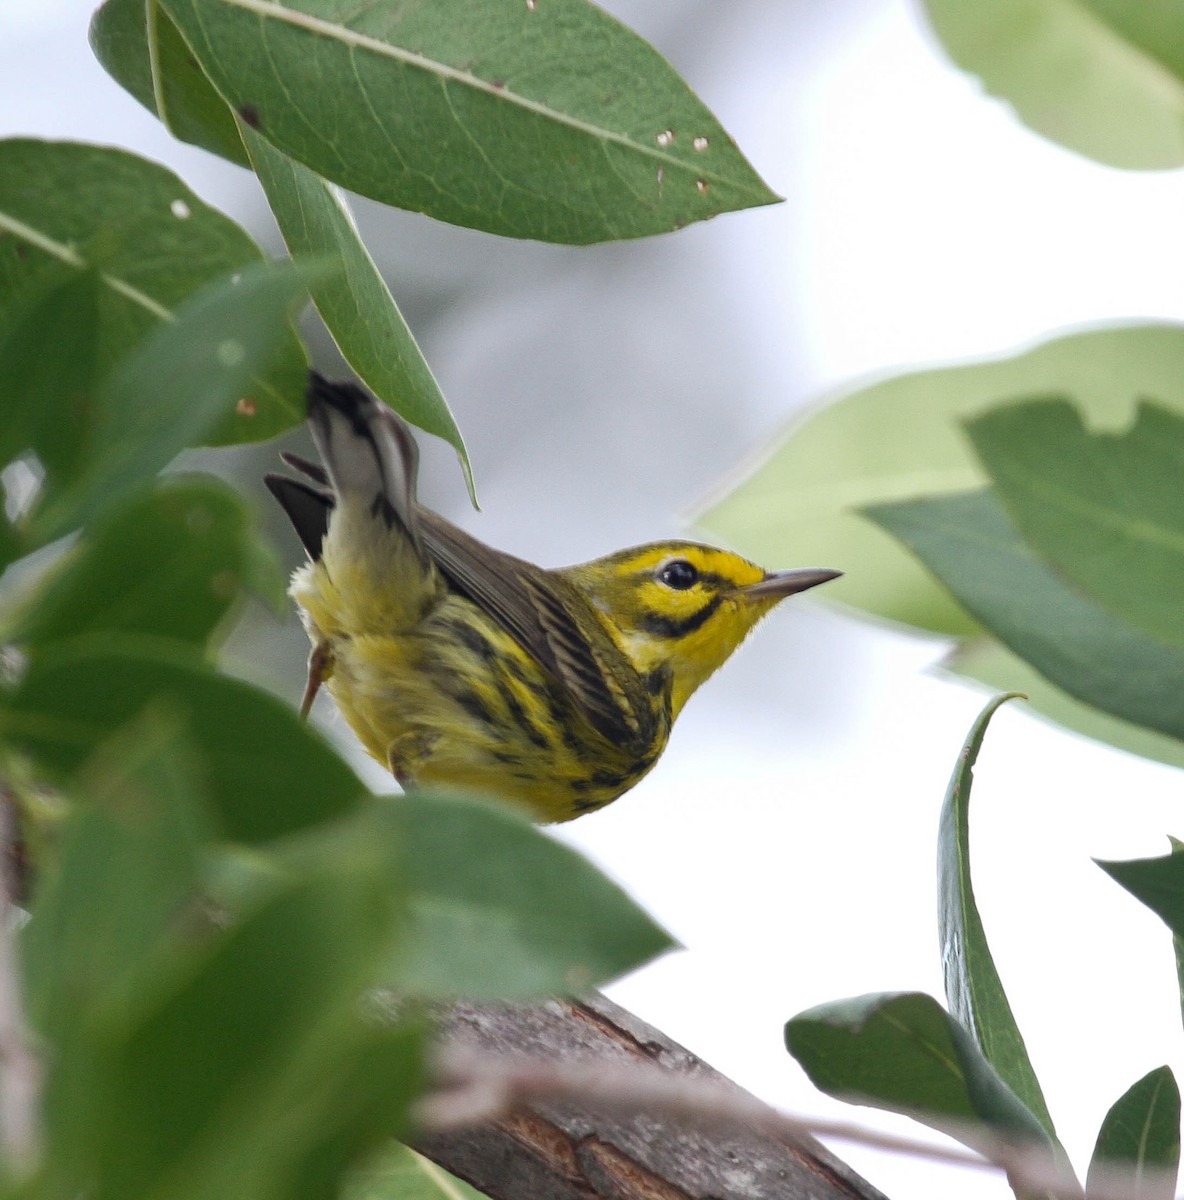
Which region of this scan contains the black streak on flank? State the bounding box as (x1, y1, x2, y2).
(497, 679, 551, 751)
(645, 666, 670, 696)
(638, 595, 722, 640)
(452, 689, 496, 726)
(238, 104, 261, 128)
(445, 618, 497, 662)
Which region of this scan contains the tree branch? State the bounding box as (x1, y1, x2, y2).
(413, 991, 891, 1200)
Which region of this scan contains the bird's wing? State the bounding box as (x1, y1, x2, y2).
(418, 509, 659, 753)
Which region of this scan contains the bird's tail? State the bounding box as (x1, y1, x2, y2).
(306, 371, 423, 554)
(299, 372, 435, 634)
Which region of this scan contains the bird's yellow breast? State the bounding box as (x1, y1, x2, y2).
(292, 559, 670, 822)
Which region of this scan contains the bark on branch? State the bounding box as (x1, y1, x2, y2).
(414, 991, 890, 1200)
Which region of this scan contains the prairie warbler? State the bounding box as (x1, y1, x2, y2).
(267, 375, 839, 822)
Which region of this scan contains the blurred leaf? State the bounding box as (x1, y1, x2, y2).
(385, 791, 675, 998)
(950, 642, 1184, 772)
(22, 708, 211, 1049)
(241, 126, 474, 501)
(1098, 845, 1184, 938)
(939, 693, 1061, 1153)
(968, 399, 1184, 651)
(159, 0, 778, 244)
(785, 991, 1053, 1155)
(0, 138, 306, 443)
(346, 1144, 489, 1200)
(0, 518, 20, 576)
(23, 710, 214, 1193)
(10, 476, 283, 651)
(0, 269, 100, 489)
(866, 489, 1184, 743)
(32, 260, 322, 542)
(83, 854, 419, 1200)
(89, 0, 249, 166)
(921, 1, 1184, 170)
(0, 635, 364, 843)
(1087, 1066, 1180, 1200)
(699, 323, 1184, 636)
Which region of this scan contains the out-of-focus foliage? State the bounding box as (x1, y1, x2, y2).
(2, 1, 768, 1190)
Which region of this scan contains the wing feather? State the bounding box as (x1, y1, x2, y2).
(418, 510, 657, 752)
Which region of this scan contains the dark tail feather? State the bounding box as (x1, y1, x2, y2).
(280, 450, 329, 487)
(305, 372, 422, 552)
(265, 474, 333, 561)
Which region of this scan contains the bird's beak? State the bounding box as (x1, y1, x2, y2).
(735, 567, 842, 601)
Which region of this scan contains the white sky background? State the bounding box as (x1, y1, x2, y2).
(8, 2, 1184, 1198)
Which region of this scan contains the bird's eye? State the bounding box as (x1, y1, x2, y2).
(657, 559, 698, 590)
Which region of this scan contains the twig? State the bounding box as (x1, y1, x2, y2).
(418, 1041, 1177, 1200)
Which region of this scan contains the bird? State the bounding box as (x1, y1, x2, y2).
(266, 374, 840, 823)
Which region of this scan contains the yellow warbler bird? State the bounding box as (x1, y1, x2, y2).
(267, 374, 839, 823)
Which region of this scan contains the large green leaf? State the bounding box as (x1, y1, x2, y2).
(921, 1, 1184, 170)
(31, 260, 321, 542)
(158, 0, 779, 244)
(0, 138, 305, 443)
(22, 710, 212, 1051)
(968, 399, 1184, 652)
(1087, 1066, 1180, 1200)
(241, 126, 474, 499)
(81, 858, 420, 1200)
(939, 694, 1061, 1150)
(866, 490, 1184, 744)
(89, 0, 249, 166)
(8, 476, 282, 651)
(0, 269, 100, 488)
(25, 713, 216, 1198)
(383, 792, 675, 999)
(0, 635, 364, 843)
(699, 323, 1184, 636)
(951, 642, 1184, 772)
(785, 991, 1053, 1155)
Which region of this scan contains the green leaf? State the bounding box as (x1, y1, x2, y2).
(9, 476, 282, 651)
(939, 693, 1061, 1152)
(921, 1, 1184, 170)
(0, 269, 101, 488)
(22, 708, 212, 1050)
(968, 399, 1184, 652)
(89, 0, 250, 167)
(785, 991, 1053, 1155)
(385, 791, 675, 999)
(81, 858, 420, 1200)
(346, 1144, 489, 1200)
(32, 260, 321, 542)
(158, 0, 779, 244)
(0, 138, 306, 443)
(1098, 844, 1184, 938)
(1087, 1066, 1180, 1200)
(0, 635, 364, 844)
(951, 641, 1184, 772)
(241, 126, 474, 500)
(25, 710, 217, 1198)
(698, 323, 1184, 637)
(866, 489, 1184, 743)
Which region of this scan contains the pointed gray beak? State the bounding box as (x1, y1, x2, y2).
(736, 567, 842, 601)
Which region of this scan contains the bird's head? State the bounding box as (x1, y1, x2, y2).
(563, 541, 840, 717)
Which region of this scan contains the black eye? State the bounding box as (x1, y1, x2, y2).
(657, 559, 698, 590)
